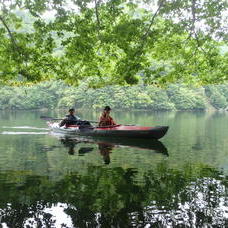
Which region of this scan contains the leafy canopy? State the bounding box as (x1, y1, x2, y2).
(0, 0, 227, 87)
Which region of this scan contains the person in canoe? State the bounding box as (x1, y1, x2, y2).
(59, 108, 81, 127)
(98, 106, 116, 127)
(59, 108, 92, 128)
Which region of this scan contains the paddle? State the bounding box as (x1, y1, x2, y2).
(40, 116, 99, 123)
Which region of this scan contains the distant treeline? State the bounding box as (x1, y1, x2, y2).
(0, 81, 228, 111)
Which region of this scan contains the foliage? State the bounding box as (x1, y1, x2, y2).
(1, 81, 228, 110)
(209, 93, 227, 109)
(0, 0, 227, 87)
(167, 84, 206, 110)
(204, 85, 228, 109)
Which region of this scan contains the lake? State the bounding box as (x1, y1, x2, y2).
(0, 110, 227, 227)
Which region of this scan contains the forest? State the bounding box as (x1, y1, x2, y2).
(1, 81, 228, 110)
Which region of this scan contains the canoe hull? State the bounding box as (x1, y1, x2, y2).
(48, 123, 169, 140)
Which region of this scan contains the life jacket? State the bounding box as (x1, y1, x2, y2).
(99, 113, 116, 126)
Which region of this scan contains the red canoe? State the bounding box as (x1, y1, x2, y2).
(48, 122, 169, 140)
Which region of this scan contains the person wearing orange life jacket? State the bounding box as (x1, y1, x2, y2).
(98, 106, 116, 127)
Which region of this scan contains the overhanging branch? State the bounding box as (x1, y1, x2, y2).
(0, 14, 20, 53)
(141, 0, 164, 42)
(134, 0, 165, 57)
(94, 0, 101, 32)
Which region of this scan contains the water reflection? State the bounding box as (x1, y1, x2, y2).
(0, 165, 227, 227)
(60, 137, 113, 164)
(78, 147, 94, 156)
(58, 135, 169, 164)
(60, 137, 79, 155)
(98, 143, 114, 164)
(0, 110, 228, 227)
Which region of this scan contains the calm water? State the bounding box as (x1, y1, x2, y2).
(0, 110, 227, 227)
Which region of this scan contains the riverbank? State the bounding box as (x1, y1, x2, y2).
(0, 81, 228, 111)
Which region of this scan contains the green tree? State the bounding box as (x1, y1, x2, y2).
(167, 84, 206, 110)
(0, 0, 227, 87)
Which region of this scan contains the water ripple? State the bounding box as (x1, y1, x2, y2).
(2, 126, 49, 130)
(1, 131, 48, 135)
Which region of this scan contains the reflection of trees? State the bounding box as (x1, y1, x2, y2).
(1, 203, 57, 227)
(0, 175, 58, 227)
(0, 164, 227, 227)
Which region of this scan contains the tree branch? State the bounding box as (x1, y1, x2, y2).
(194, 32, 209, 55)
(0, 15, 18, 50)
(191, 0, 196, 33)
(134, 0, 165, 57)
(141, 0, 164, 42)
(0, 14, 30, 78)
(94, 0, 101, 32)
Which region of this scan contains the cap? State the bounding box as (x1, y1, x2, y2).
(104, 106, 111, 111)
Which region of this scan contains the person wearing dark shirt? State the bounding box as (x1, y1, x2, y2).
(59, 108, 80, 127)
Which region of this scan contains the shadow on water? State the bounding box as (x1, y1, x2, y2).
(58, 135, 169, 164)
